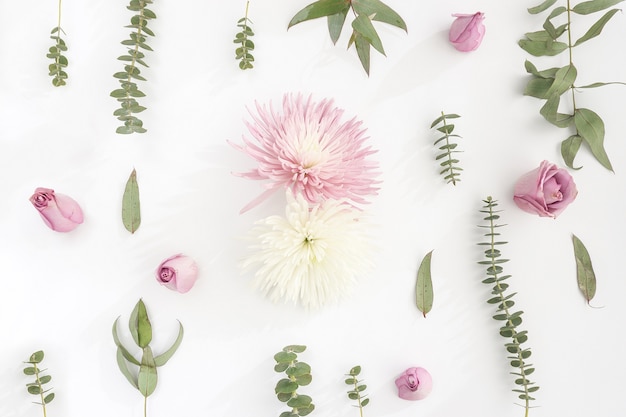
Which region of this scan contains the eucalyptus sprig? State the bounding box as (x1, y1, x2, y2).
(478, 197, 539, 417)
(23, 350, 54, 417)
(430, 112, 463, 185)
(274, 345, 315, 417)
(519, 0, 626, 171)
(112, 299, 184, 417)
(345, 366, 369, 417)
(111, 0, 157, 134)
(234, 1, 255, 70)
(288, 0, 407, 75)
(47, 0, 68, 87)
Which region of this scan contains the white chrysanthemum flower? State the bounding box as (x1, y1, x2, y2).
(243, 191, 374, 308)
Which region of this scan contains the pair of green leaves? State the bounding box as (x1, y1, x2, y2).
(111, 0, 156, 134)
(274, 345, 314, 417)
(519, 0, 625, 171)
(47, 26, 68, 87)
(234, 2, 255, 70)
(122, 168, 141, 233)
(478, 197, 539, 409)
(288, 0, 407, 75)
(23, 350, 55, 412)
(112, 299, 184, 401)
(431, 112, 463, 185)
(345, 365, 369, 414)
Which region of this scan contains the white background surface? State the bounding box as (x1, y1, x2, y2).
(1, 1, 626, 416)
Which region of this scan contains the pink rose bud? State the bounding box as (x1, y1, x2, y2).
(513, 160, 578, 218)
(29, 187, 84, 232)
(449, 12, 485, 52)
(395, 367, 432, 401)
(156, 254, 199, 293)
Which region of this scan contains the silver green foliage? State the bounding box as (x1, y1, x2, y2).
(415, 250, 434, 317)
(112, 299, 184, 407)
(234, 2, 255, 70)
(344, 365, 369, 417)
(23, 350, 55, 415)
(478, 197, 539, 414)
(274, 345, 315, 417)
(519, 0, 625, 171)
(288, 0, 407, 75)
(572, 234, 597, 304)
(431, 112, 463, 185)
(47, 26, 68, 87)
(110, 0, 157, 134)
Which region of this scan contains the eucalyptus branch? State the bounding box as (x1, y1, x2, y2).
(430, 112, 463, 185)
(274, 345, 315, 417)
(345, 366, 369, 417)
(478, 197, 539, 417)
(112, 299, 184, 417)
(234, 1, 255, 70)
(47, 0, 68, 87)
(23, 350, 55, 417)
(519, 0, 625, 171)
(288, 0, 407, 75)
(111, 0, 157, 134)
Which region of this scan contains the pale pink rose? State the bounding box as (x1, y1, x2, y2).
(156, 254, 198, 293)
(449, 12, 485, 52)
(395, 367, 432, 401)
(29, 187, 83, 232)
(513, 160, 578, 218)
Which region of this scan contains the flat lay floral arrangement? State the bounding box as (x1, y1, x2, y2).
(2, 1, 626, 417)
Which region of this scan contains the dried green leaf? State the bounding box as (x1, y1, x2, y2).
(122, 168, 141, 233)
(572, 0, 624, 15)
(572, 234, 597, 304)
(352, 31, 371, 75)
(574, 9, 620, 46)
(518, 39, 568, 56)
(138, 346, 158, 397)
(415, 250, 434, 318)
(574, 108, 613, 171)
(288, 0, 350, 29)
(29, 351, 44, 364)
(327, 9, 348, 44)
(129, 299, 152, 348)
(116, 347, 139, 389)
(153, 321, 184, 366)
(352, 14, 385, 55)
(275, 378, 299, 394)
(351, 0, 408, 31)
(43, 393, 55, 404)
(528, 0, 558, 14)
(545, 64, 577, 96)
(561, 135, 583, 170)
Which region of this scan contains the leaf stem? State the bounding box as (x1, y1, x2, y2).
(441, 111, 457, 186)
(33, 363, 48, 417)
(144, 395, 147, 417)
(566, 0, 577, 110)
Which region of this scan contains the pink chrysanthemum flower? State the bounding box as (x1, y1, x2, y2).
(231, 94, 380, 213)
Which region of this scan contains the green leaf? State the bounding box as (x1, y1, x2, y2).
(288, 0, 350, 29)
(574, 9, 620, 46)
(349, 365, 361, 376)
(351, 31, 371, 75)
(561, 135, 583, 169)
(286, 362, 312, 377)
(116, 347, 139, 389)
(138, 346, 158, 397)
(23, 367, 37, 375)
(352, 0, 407, 31)
(38, 375, 52, 384)
(287, 394, 313, 408)
(518, 39, 568, 56)
(576, 81, 626, 88)
(528, 0, 558, 14)
(274, 351, 297, 363)
(327, 9, 349, 44)
(574, 108, 613, 171)
(295, 373, 313, 385)
(275, 378, 299, 394)
(572, 234, 597, 304)
(284, 345, 307, 353)
(43, 393, 55, 404)
(545, 64, 577, 96)
(361, 398, 370, 407)
(27, 386, 42, 395)
(29, 351, 44, 364)
(129, 299, 152, 348)
(430, 113, 460, 128)
(415, 250, 434, 318)
(153, 321, 184, 366)
(122, 168, 141, 234)
(352, 14, 385, 55)
(299, 404, 315, 416)
(524, 77, 554, 99)
(572, 0, 624, 15)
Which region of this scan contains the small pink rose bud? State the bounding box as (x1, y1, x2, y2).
(156, 254, 198, 293)
(29, 187, 84, 232)
(395, 367, 432, 401)
(513, 160, 578, 218)
(449, 12, 485, 52)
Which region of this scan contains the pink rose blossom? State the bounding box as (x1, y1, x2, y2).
(395, 367, 432, 401)
(513, 160, 578, 218)
(29, 187, 84, 232)
(449, 12, 485, 52)
(156, 254, 199, 293)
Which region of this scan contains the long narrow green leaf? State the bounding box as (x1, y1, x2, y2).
(116, 348, 139, 389)
(288, 0, 350, 29)
(574, 108, 613, 171)
(576, 81, 626, 88)
(528, 0, 558, 14)
(572, 234, 597, 304)
(415, 251, 434, 318)
(138, 346, 158, 397)
(561, 135, 583, 170)
(352, 14, 385, 55)
(154, 322, 184, 366)
(122, 168, 141, 233)
(572, 0, 624, 15)
(112, 318, 141, 365)
(352, 31, 371, 76)
(545, 64, 577, 96)
(352, 0, 408, 31)
(574, 9, 620, 46)
(327, 9, 348, 44)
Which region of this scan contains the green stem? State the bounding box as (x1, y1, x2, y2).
(352, 377, 364, 417)
(124, 2, 146, 105)
(485, 198, 531, 417)
(33, 364, 47, 417)
(144, 395, 147, 417)
(566, 0, 577, 111)
(441, 111, 457, 186)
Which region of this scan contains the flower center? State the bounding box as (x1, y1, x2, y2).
(407, 374, 419, 390)
(159, 267, 175, 282)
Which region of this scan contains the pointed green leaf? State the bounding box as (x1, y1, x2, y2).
(545, 64, 577, 96)
(572, 0, 624, 15)
(154, 321, 184, 366)
(352, 31, 371, 75)
(327, 9, 349, 44)
(528, 0, 558, 14)
(572, 234, 597, 304)
(349, 365, 361, 375)
(138, 346, 158, 397)
(29, 351, 44, 363)
(352, 14, 385, 55)
(415, 250, 434, 318)
(561, 135, 583, 170)
(23, 367, 37, 375)
(116, 347, 139, 389)
(129, 299, 152, 348)
(352, 0, 407, 31)
(288, 0, 350, 29)
(574, 108, 613, 171)
(524, 77, 554, 98)
(577, 81, 626, 88)
(574, 9, 620, 46)
(122, 168, 141, 233)
(43, 393, 55, 404)
(27, 386, 42, 395)
(518, 39, 568, 56)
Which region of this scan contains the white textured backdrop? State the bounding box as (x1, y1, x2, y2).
(1, 1, 625, 416)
